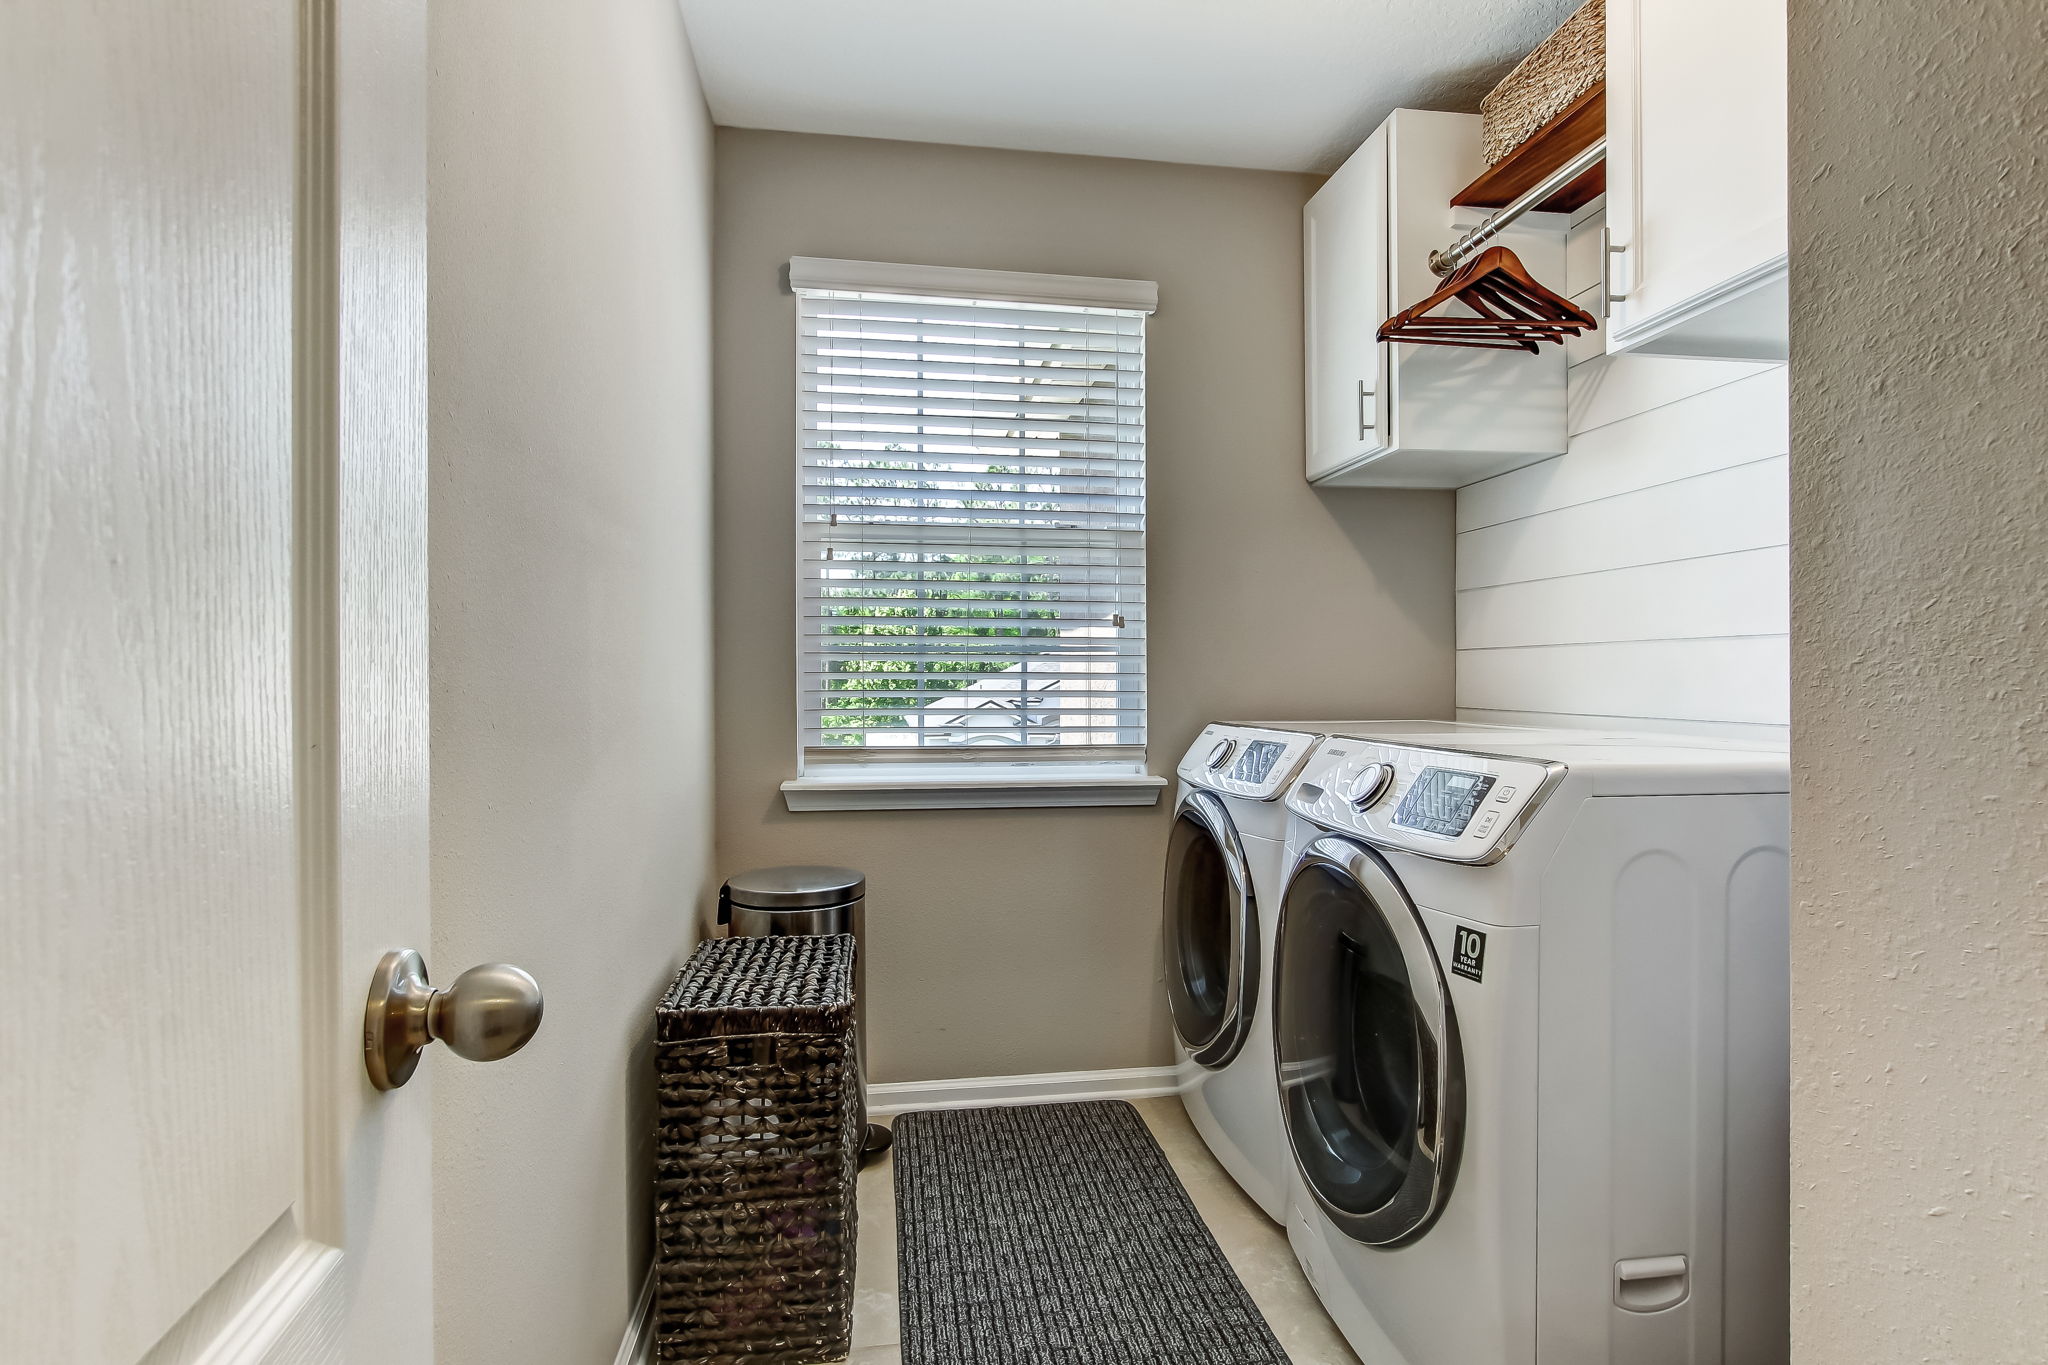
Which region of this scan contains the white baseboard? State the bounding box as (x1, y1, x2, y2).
(613, 1265, 653, 1365)
(868, 1065, 1181, 1118)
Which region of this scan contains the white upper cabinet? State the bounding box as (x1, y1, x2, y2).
(1306, 109, 1568, 488)
(1604, 0, 1788, 359)
(1305, 121, 1391, 480)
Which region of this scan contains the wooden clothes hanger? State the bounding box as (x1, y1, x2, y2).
(1377, 244, 1597, 354)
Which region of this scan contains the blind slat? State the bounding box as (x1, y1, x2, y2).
(810, 675, 1147, 691)
(805, 537, 1143, 554)
(807, 447, 1143, 464)
(808, 337, 1137, 369)
(804, 497, 1143, 518)
(806, 421, 1142, 445)
(805, 591, 1145, 605)
(805, 450, 1141, 468)
(808, 364, 1129, 393)
(806, 477, 1144, 497)
(803, 535, 1148, 550)
(808, 394, 1143, 421)
(808, 374, 1134, 401)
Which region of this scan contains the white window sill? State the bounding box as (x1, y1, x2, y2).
(779, 763, 1168, 812)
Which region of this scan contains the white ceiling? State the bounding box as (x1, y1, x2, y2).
(676, 0, 1581, 174)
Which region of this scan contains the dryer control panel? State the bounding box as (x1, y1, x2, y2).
(1178, 724, 1322, 801)
(1287, 738, 1564, 863)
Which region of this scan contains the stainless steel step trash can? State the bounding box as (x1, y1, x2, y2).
(718, 864, 891, 1161)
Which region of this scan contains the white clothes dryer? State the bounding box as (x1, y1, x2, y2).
(1273, 723, 1790, 1365)
(1162, 722, 1339, 1223)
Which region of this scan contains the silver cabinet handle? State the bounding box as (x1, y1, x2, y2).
(364, 949, 544, 1090)
(1600, 227, 1629, 319)
(1357, 378, 1376, 441)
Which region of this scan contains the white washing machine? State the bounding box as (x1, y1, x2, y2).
(1163, 722, 1350, 1222)
(1273, 723, 1790, 1365)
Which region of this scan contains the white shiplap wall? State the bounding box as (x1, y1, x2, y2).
(1455, 203, 1790, 738)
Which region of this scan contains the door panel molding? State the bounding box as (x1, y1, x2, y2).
(140, 1215, 343, 1365)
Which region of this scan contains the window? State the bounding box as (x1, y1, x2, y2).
(782, 258, 1164, 811)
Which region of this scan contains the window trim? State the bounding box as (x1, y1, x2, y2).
(784, 258, 1161, 812)
(787, 256, 1159, 314)
(779, 762, 1167, 812)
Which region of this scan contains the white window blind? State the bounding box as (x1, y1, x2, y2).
(793, 262, 1151, 760)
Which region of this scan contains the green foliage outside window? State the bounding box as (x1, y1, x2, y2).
(819, 452, 1062, 744)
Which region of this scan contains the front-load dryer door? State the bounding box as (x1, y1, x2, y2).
(1163, 790, 1258, 1069)
(1276, 834, 1463, 1247)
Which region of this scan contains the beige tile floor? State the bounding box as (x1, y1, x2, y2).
(846, 1096, 1362, 1365)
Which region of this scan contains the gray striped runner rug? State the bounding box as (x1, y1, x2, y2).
(893, 1101, 1290, 1364)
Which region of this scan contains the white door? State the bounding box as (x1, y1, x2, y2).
(3, 0, 434, 1361)
(1605, 0, 1788, 356)
(1303, 123, 1391, 482)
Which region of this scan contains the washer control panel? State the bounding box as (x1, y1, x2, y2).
(1287, 739, 1562, 862)
(1178, 724, 1322, 801)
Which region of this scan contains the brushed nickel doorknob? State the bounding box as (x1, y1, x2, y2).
(364, 949, 544, 1091)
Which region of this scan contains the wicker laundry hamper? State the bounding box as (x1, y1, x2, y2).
(654, 934, 860, 1365)
(1480, 0, 1606, 166)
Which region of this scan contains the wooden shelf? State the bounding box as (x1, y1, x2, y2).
(1453, 83, 1606, 212)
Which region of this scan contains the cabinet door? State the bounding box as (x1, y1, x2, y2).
(1305, 125, 1391, 481)
(1606, 0, 1788, 358)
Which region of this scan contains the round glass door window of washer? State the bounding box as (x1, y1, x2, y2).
(1274, 835, 1463, 1246)
(1162, 792, 1258, 1069)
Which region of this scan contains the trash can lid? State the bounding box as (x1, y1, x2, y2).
(723, 864, 866, 910)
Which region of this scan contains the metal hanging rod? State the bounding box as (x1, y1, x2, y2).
(1428, 139, 1609, 277)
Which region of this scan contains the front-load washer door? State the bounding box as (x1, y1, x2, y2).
(1163, 790, 1258, 1069)
(1275, 833, 1463, 1247)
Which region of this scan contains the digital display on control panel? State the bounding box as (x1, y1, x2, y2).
(1392, 767, 1497, 838)
(1231, 739, 1289, 785)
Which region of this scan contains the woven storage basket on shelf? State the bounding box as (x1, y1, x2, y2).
(654, 934, 859, 1365)
(1480, 0, 1605, 166)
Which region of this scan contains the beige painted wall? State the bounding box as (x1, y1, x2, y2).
(713, 129, 1455, 1084)
(427, 4, 714, 1362)
(1789, 4, 2048, 1360)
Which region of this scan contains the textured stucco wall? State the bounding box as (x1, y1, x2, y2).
(713, 130, 1456, 1085)
(1788, 3, 2048, 1359)
(427, 4, 715, 1361)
